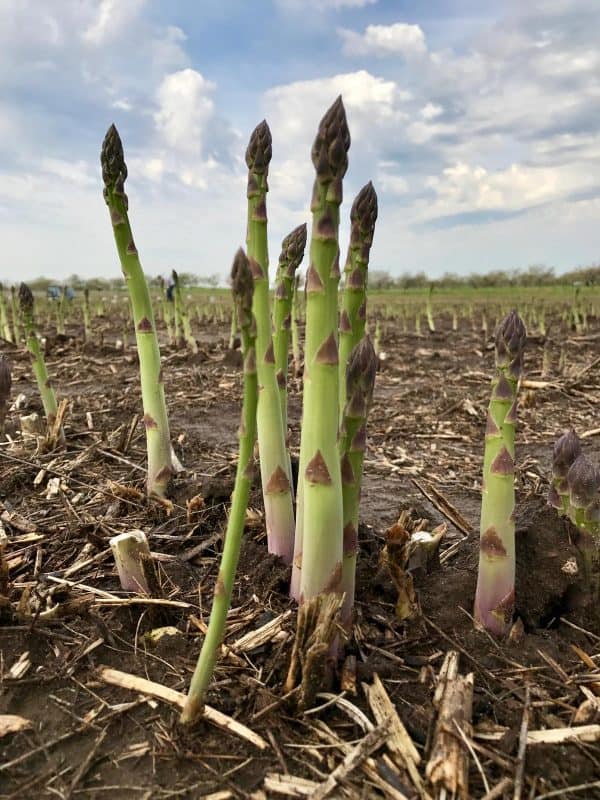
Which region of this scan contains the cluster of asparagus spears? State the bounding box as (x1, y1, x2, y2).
(549, 429, 600, 536)
(97, 100, 379, 719)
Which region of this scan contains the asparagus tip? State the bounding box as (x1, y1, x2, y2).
(552, 428, 582, 477)
(18, 282, 34, 313)
(567, 453, 599, 509)
(311, 95, 351, 181)
(245, 119, 272, 173)
(101, 123, 128, 190)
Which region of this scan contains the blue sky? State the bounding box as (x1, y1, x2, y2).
(0, 0, 598, 282)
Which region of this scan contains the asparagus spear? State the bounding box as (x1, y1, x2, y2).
(83, 287, 91, 342)
(548, 429, 581, 513)
(245, 120, 295, 563)
(292, 96, 351, 603)
(0, 283, 12, 342)
(474, 310, 526, 635)
(338, 182, 378, 421)
(291, 273, 302, 376)
(273, 223, 307, 432)
(339, 336, 378, 623)
(172, 270, 198, 353)
(181, 249, 257, 724)
(19, 283, 60, 429)
(0, 355, 11, 436)
(101, 124, 173, 497)
(567, 454, 600, 534)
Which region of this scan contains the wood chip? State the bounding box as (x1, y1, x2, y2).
(99, 666, 268, 750)
(0, 714, 32, 738)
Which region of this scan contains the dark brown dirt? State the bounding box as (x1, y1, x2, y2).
(1, 298, 600, 798)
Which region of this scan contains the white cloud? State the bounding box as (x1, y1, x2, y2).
(339, 23, 426, 57)
(154, 69, 216, 156)
(420, 102, 442, 120)
(83, 0, 147, 45)
(277, 0, 377, 9)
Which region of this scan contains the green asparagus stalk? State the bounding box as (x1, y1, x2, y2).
(83, 287, 91, 342)
(19, 283, 60, 429)
(291, 96, 351, 603)
(180, 249, 257, 724)
(291, 273, 302, 377)
(0, 355, 11, 436)
(425, 285, 435, 333)
(245, 120, 295, 563)
(339, 336, 377, 623)
(172, 270, 198, 353)
(273, 223, 307, 431)
(338, 182, 378, 421)
(0, 283, 12, 342)
(56, 288, 66, 335)
(474, 310, 526, 635)
(101, 124, 173, 497)
(10, 286, 21, 344)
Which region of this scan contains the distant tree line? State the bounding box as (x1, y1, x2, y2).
(17, 262, 600, 293)
(369, 263, 600, 290)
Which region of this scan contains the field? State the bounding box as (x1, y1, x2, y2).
(1, 285, 600, 799)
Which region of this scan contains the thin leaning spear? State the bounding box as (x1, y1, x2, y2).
(180, 249, 257, 725)
(245, 121, 295, 564)
(101, 124, 173, 498)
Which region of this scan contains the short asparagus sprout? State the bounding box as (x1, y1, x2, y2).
(474, 310, 526, 636)
(19, 283, 61, 431)
(549, 429, 582, 513)
(292, 96, 351, 603)
(101, 124, 173, 497)
(339, 336, 378, 623)
(181, 249, 258, 725)
(567, 455, 600, 532)
(245, 120, 295, 563)
(0, 355, 11, 436)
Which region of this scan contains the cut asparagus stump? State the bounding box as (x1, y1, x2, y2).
(109, 530, 157, 595)
(339, 336, 378, 624)
(292, 96, 351, 603)
(245, 121, 295, 563)
(474, 310, 526, 636)
(338, 182, 378, 421)
(101, 124, 173, 498)
(181, 249, 258, 725)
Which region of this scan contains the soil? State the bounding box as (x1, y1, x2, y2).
(1, 302, 600, 799)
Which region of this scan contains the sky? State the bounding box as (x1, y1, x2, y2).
(0, 0, 599, 283)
